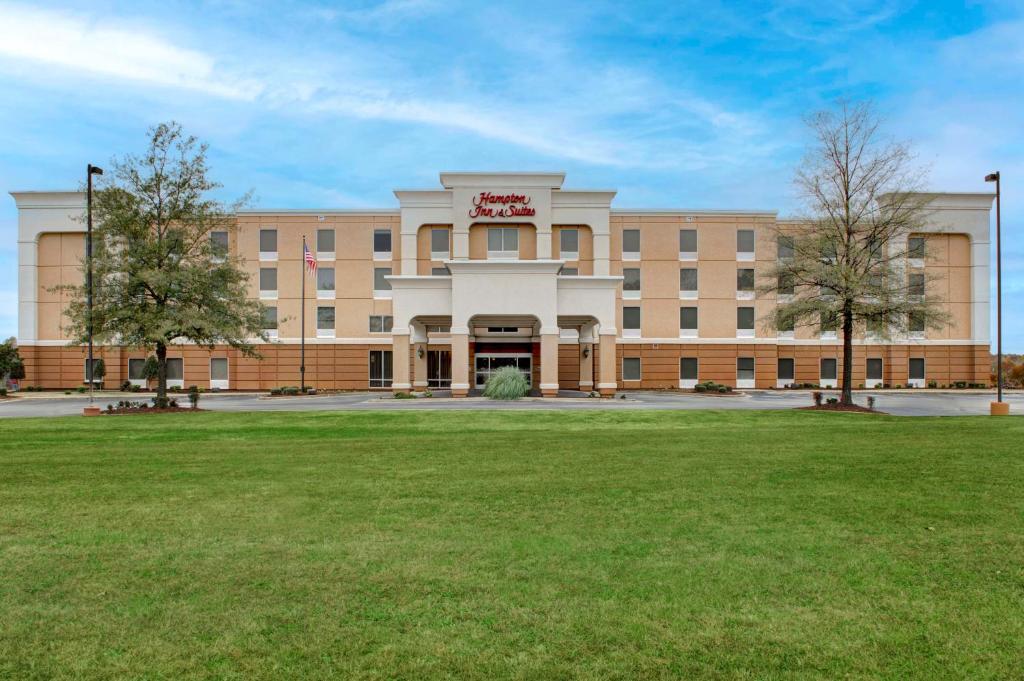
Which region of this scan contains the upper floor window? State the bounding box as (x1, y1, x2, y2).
(316, 306, 335, 338)
(259, 267, 277, 299)
(737, 306, 755, 338)
(262, 306, 278, 338)
(317, 228, 335, 257)
(369, 315, 393, 333)
(317, 267, 335, 298)
(259, 228, 277, 260)
(680, 267, 698, 299)
(777, 235, 794, 260)
(622, 267, 641, 299)
(622, 229, 640, 260)
(680, 306, 698, 338)
(374, 267, 392, 297)
(908, 236, 926, 261)
(623, 306, 641, 338)
(210, 231, 228, 259)
(737, 229, 755, 261)
(487, 227, 519, 258)
(431, 228, 450, 260)
(777, 273, 795, 297)
(679, 229, 697, 260)
(431, 266, 450, 276)
(909, 272, 925, 298)
(737, 268, 755, 299)
(778, 316, 794, 339)
(560, 228, 579, 259)
(820, 311, 838, 340)
(373, 229, 392, 260)
(560, 267, 578, 276)
(909, 311, 925, 339)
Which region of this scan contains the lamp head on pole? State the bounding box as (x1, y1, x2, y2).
(985, 172, 999, 183)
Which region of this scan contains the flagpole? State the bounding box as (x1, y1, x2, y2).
(300, 235, 306, 393)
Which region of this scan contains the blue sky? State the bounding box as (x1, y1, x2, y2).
(1, 0, 1021, 349)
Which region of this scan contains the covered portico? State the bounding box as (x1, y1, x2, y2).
(388, 260, 619, 397)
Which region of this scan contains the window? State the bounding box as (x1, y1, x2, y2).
(820, 311, 838, 339)
(427, 325, 451, 334)
(259, 228, 277, 259)
(820, 358, 838, 381)
(560, 228, 579, 258)
(317, 228, 335, 256)
(737, 229, 755, 259)
(680, 306, 698, 337)
(486, 326, 519, 334)
(909, 357, 926, 386)
(623, 267, 641, 298)
(431, 228, 450, 259)
(909, 273, 925, 298)
(777, 235, 794, 260)
(680, 357, 699, 387)
(210, 358, 228, 388)
(737, 306, 755, 338)
(373, 229, 392, 259)
(259, 267, 277, 298)
(487, 227, 519, 257)
(369, 315, 393, 333)
(210, 231, 228, 258)
(623, 357, 641, 381)
(560, 267, 578, 276)
(431, 266, 450, 276)
(165, 358, 184, 386)
(908, 236, 926, 260)
(128, 358, 146, 381)
(778, 316, 794, 339)
(680, 268, 698, 298)
(317, 306, 335, 338)
(909, 311, 925, 339)
(778, 357, 795, 383)
(737, 268, 755, 298)
(263, 306, 278, 337)
(777, 273, 795, 296)
(317, 267, 335, 298)
(84, 358, 103, 383)
(737, 357, 755, 387)
(623, 306, 641, 338)
(866, 358, 883, 387)
(369, 350, 393, 388)
(374, 267, 392, 297)
(679, 229, 697, 259)
(866, 316, 885, 339)
(622, 229, 640, 260)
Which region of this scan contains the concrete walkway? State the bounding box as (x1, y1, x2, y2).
(0, 389, 1020, 418)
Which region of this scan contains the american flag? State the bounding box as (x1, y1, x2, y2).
(304, 241, 317, 274)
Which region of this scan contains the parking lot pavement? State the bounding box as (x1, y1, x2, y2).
(0, 390, 1020, 418)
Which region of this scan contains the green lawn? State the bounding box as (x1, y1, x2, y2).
(1, 411, 1023, 679)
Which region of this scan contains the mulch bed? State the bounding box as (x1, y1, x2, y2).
(797, 404, 885, 414)
(104, 407, 206, 415)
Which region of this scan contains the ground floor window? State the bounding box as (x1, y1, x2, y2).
(475, 354, 531, 389)
(623, 357, 641, 381)
(128, 358, 147, 383)
(820, 358, 838, 382)
(369, 350, 393, 388)
(778, 357, 794, 383)
(866, 358, 883, 387)
(736, 357, 755, 387)
(427, 350, 451, 388)
(909, 357, 926, 387)
(166, 358, 184, 388)
(679, 357, 698, 388)
(210, 358, 229, 388)
(83, 358, 103, 383)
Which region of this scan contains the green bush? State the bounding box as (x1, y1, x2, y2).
(717, 385, 728, 393)
(269, 387, 282, 395)
(0, 387, 7, 397)
(282, 386, 299, 396)
(694, 384, 707, 393)
(187, 385, 200, 409)
(393, 391, 415, 399)
(483, 366, 530, 400)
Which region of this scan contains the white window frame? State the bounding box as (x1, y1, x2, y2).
(679, 306, 698, 339)
(819, 358, 838, 389)
(369, 315, 393, 333)
(737, 229, 755, 262)
(263, 306, 278, 340)
(487, 227, 519, 259)
(369, 350, 393, 388)
(259, 267, 278, 300)
(431, 228, 450, 261)
(776, 357, 795, 389)
(622, 306, 641, 339)
(736, 267, 755, 300)
(127, 358, 147, 388)
(679, 267, 698, 300)
(165, 358, 184, 389)
(373, 267, 393, 299)
(679, 229, 697, 261)
(622, 357, 642, 382)
(622, 228, 641, 261)
(317, 228, 335, 261)
(259, 228, 277, 262)
(736, 357, 755, 389)
(622, 267, 641, 300)
(679, 357, 698, 389)
(316, 307, 336, 339)
(737, 307, 755, 339)
(316, 267, 335, 300)
(866, 358, 884, 388)
(210, 230, 229, 263)
(373, 228, 393, 261)
(908, 236, 926, 269)
(210, 357, 229, 390)
(908, 357, 926, 388)
(560, 228, 579, 260)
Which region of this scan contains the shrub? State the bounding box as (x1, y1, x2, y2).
(813, 391, 823, 406)
(867, 396, 876, 410)
(393, 391, 415, 399)
(152, 396, 170, 409)
(826, 397, 838, 405)
(283, 386, 299, 396)
(269, 387, 282, 395)
(694, 384, 707, 393)
(954, 381, 967, 389)
(895, 384, 903, 389)
(423, 390, 433, 398)
(76, 386, 86, 394)
(142, 356, 160, 382)
(928, 381, 938, 389)
(0, 388, 7, 397)
(121, 380, 132, 391)
(717, 385, 728, 393)
(188, 385, 200, 409)
(169, 398, 179, 408)
(483, 366, 530, 400)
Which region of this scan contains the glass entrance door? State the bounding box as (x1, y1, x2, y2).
(427, 350, 451, 388)
(474, 354, 532, 389)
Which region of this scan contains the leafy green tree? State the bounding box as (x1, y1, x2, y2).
(760, 101, 949, 405)
(0, 337, 25, 384)
(59, 123, 267, 403)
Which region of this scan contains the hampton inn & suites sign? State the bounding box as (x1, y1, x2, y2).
(468, 192, 537, 219)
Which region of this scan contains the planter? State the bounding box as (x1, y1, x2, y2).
(82, 406, 102, 417)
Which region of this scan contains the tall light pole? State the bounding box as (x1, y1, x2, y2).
(984, 171, 1005, 413)
(86, 164, 103, 408)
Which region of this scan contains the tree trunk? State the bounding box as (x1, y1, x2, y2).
(155, 342, 167, 403)
(841, 305, 854, 405)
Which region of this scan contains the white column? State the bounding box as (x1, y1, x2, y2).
(539, 332, 559, 397)
(450, 329, 470, 397)
(597, 330, 617, 396)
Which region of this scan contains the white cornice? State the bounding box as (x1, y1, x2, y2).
(439, 171, 566, 189)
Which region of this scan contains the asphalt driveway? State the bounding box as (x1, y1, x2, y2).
(0, 390, 1019, 418)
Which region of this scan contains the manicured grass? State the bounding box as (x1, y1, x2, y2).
(1, 411, 1023, 679)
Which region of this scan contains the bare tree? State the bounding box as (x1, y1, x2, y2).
(761, 101, 949, 405)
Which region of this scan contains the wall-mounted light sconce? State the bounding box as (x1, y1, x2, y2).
(582, 346, 590, 359)
(417, 346, 425, 359)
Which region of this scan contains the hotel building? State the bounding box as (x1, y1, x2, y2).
(11, 172, 994, 395)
